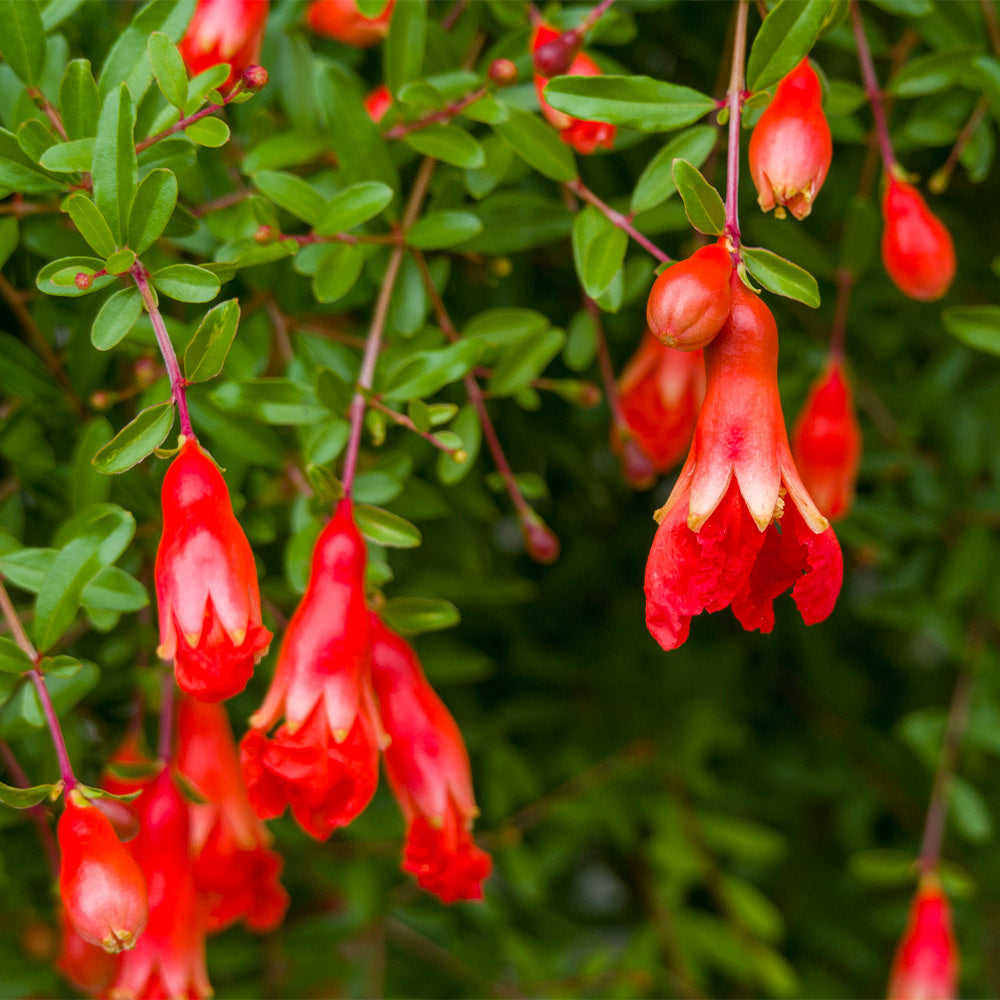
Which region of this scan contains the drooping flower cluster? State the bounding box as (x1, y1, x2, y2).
(178, 0, 269, 90)
(888, 877, 959, 1000)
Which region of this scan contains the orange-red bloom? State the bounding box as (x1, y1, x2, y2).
(881, 175, 956, 301)
(240, 498, 381, 840)
(792, 359, 861, 522)
(178, 0, 269, 91)
(307, 0, 395, 46)
(532, 24, 616, 155)
(370, 615, 491, 903)
(612, 331, 706, 488)
(888, 877, 959, 1000)
(156, 436, 272, 703)
(58, 794, 148, 954)
(748, 58, 832, 221)
(365, 83, 393, 124)
(645, 278, 843, 650)
(108, 770, 212, 1000)
(177, 697, 289, 933)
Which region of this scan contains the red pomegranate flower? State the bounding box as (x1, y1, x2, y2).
(370, 615, 491, 903)
(240, 498, 382, 840)
(748, 58, 832, 220)
(156, 436, 272, 703)
(58, 793, 148, 954)
(645, 278, 843, 650)
(306, 0, 395, 46)
(365, 83, 393, 124)
(881, 175, 956, 301)
(178, 0, 269, 91)
(888, 877, 959, 1000)
(612, 331, 706, 488)
(177, 697, 289, 933)
(792, 358, 862, 522)
(532, 24, 616, 155)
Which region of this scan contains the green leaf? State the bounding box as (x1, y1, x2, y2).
(0, 781, 58, 809)
(17, 119, 58, 163)
(105, 248, 135, 274)
(312, 243, 366, 304)
(38, 137, 93, 172)
(403, 126, 486, 169)
(741, 246, 820, 307)
(184, 299, 241, 382)
(488, 328, 566, 396)
(127, 168, 178, 253)
(631, 125, 718, 215)
(672, 158, 726, 236)
(92, 401, 175, 474)
(59, 59, 100, 141)
(354, 504, 422, 548)
(385, 0, 426, 97)
(0, 638, 32, 675)
(572, 205, 628, 298)
(888, 46, 979, 98)
(184, 116, 230, 147)
(42, 0, 85, 30)
(147, 31, 188, 109)
(436, 404, 480, 485)
(942, 305, 1000, 354)
(543, 75, 716, 132)
(463, 308, 550, 348)
(493, 107, 578, 183)
(2, 0, 46, 87)
(746, 0, 832, 93)
(65, 193, 117, 257)
(0, 219, 15, 274)
(36, 255, 115, 297)
(972, 56, 1000, 120)
(91, 288, 143, 350)
(93, 84, 138, 245)
(317, 366, 354, 415)
(211, 378, 326, 425)
(381, 597, 461, 635)
(383, 340, 482, 401)
(152, 263, 220, 303)
(0, 127, 63, 193)
(316, 182, 394, 235)
(80, 566, 148, 612)
(407, 211, 482, 249)
(253, 170, 325, 226)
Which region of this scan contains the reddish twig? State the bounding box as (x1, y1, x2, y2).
(565, 178, 672, 264)
(368, 397, 467, 460)
(850, 0, 897, 172)
(724, 0, 749, 259)
(135, 79, 248, 154)
(383, 87, 487, 140)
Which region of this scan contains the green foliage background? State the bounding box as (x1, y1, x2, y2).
(1, 0, 1000, 997)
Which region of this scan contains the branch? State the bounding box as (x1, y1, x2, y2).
(850, 0, 898, 172)
(724, 0, 749, 256)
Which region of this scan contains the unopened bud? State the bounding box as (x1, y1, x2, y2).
(521, 509, 560, 564)
(134, 356, 157, 386)
(241, 64, 269, 91)
(621, 439, 657, 490)
(90, 391, 112, 410)
(532, 28, 583, 78)
(488, 59, 518, 88)
(254, 224, 276, 244)
(75, 272, 93, 291)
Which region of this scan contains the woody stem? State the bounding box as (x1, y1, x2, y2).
(135, 79, 248, 154)
(850, 0, 897, 171)
(724, 0, 749, 255)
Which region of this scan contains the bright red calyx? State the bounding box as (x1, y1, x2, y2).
(370, 615, 492, 903)
(613, 331, 706, 487)
(792, 359, 861, 522)
(240, 498, 382, 840)
(748, 58, 832, 221)
(881, 175, 956, 301)
(155, 436, 272, 703)
(177, 0, 269, 92)
(644, 278, 843, 650)
(57, 795, 148, 955)
(532, 25, 616, 156)
(177, 697, 289, 933)
(888, 878, 959, 1000)
(646, 241, 733, 350)
(364, 83, 393, 124)
(306, 0, 395, 46)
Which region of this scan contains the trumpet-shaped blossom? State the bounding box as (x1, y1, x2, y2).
(888, 877, 959, 1000)
(241, 498, 381, 840)
(645, 278, 843, 650)
(58, 794, 148, 954)
(156, 436, 272, 703)
(792, 359, 862, 522)
(370, 616, 491, 903)
(307, 0, 395, 46)
(178, 0, 269, 91)
(532, 25, 616, 155)
(612, 331, 706, 488)
(748, 58, 832, 220)
(177, 697, 289, 933)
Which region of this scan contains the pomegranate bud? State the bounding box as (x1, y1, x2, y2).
(521, 509, 560, 564)
(533, 28, 583, 77)
(242, 64, 269, 91)
(488, 58, 518, 88)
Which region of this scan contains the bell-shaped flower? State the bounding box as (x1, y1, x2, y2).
(156, 436, 272, 703)
(792, 358, 861, 522)
(370, 615, 491, 903)
(532, 24, 616, 155)
(178, 0, 269, 91)
(645, 278, 843, 650)
(888, 876, 959, 1000)
(612, 331, 706, 488)
(240, 498, 382, 840)
(306, 0, 395, 46)
(881, 175, 956, 301)
(108, 769, 212, 1000)
(58, 793, 148, 954)
(177, 697, 289, 933)
(748, 58, 832, 220)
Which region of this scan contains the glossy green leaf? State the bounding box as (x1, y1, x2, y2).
(104, 247, 135, 273)
(316, 366, 354, 415)
(17, 119, 58, 162)
(407, 211, 482, 249)
(147, 31, 188, 109)
(631, 125, 718, 215)
(382, 597, 461, 635)
(436, 404, 480, 485)
(184, 298, 241, 382)
(746, 0, 831, 93)
(543, 75, 716, 132)
(672, 158, 726, 236)
(0, 781, 58, 809)
(354, 504, 422, 548)
(313, 243, 366, 303)
(942, 305, 1000, 354)
(572, 205, 628, 298)
(42, 0, 85, 30)
(91, 288, 143, 350)
(888, 46, 979, 98)
(253, 170, 325, 226)
(2, 0, 46, 86)
(488, 328, 566, 396)
(93, 84, 137, 244)
(741, 246, 820, 307)
(0, 127, 63, 193)
(462, 308, 550, 348)
(65, 193, 117, 257)
(80, 565, 148, 612)
(152, 263, 220, 303)
(210, 379, 326, 425)
(383, 340, 482, 401)
(92, 401, 175, 474)
(184, 116, 230, 147)
(36, 255, 115, 297)
(316, 182, 393, 235)
(38, 137, 93, 172)
(0, 218, 17, 271)
(404, 126, 485, 169)
(493, 107, 578, 182)
(127, 167, 178, 253)
(0, 638, 32, 675)
(59, 58, 100, 141)
(385, 0, 426, 97)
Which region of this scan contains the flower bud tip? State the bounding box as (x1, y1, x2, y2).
(488, 59, 518, 88)
(241, 64, 268, 91)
